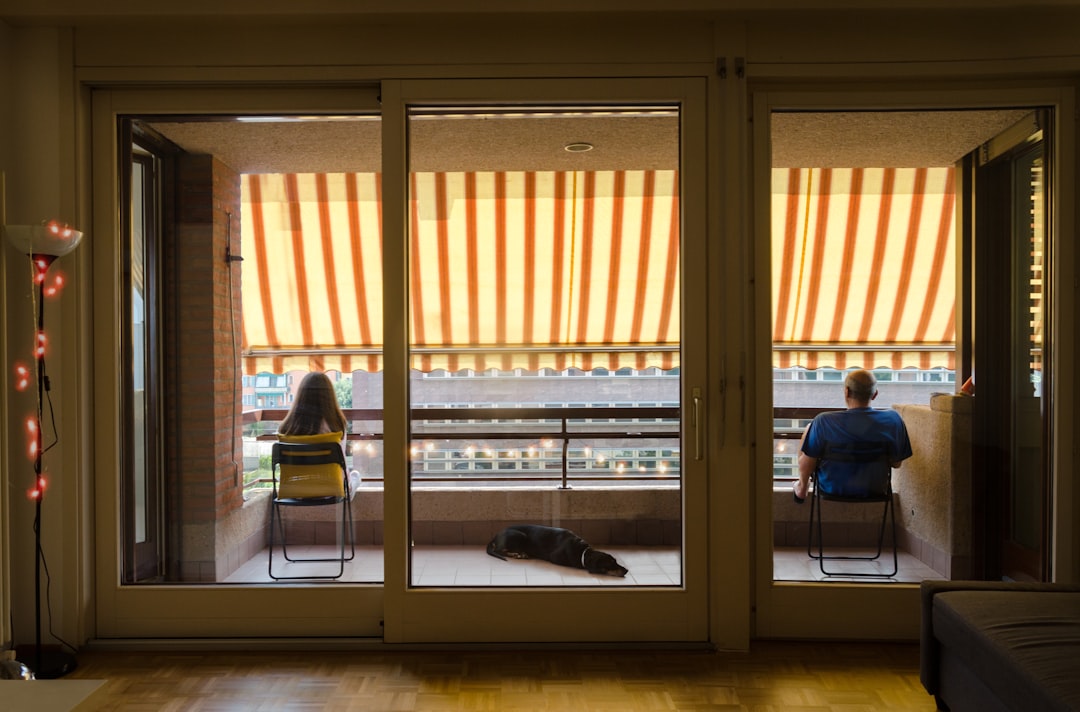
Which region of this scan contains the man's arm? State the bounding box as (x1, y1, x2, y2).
(796, 427, 818, 478)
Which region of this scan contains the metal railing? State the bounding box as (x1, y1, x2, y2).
(241, 405, 839, 491)
(242, 406, 681, 490)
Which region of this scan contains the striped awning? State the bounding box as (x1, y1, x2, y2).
(241, 170, 680, 374)
(242, 172, 385, 375)
(772, 167, 957, 370)
(241, 167, 955, 375)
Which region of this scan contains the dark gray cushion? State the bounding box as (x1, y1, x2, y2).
(932, 590, 1080, 712)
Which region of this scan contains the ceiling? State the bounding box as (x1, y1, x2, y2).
(148, 108, 1031, 175)
(5, 0, 1080, 24)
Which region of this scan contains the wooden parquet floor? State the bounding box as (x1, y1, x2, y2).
(67, 641, 937, 711)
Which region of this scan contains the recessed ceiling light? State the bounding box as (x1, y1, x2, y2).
(564, 142, 594, 153)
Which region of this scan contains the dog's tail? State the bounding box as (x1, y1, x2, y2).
(486, 537, 507, 560)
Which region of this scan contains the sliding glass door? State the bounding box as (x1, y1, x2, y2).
(383, 78, 713, 643)
(95, 77, 730, 643)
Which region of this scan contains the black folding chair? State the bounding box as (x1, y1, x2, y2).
(268, 441, 355, 580)
(808, 441, 898, 577)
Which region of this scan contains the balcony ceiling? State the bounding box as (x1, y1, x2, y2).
(148, 109, 1030, 174)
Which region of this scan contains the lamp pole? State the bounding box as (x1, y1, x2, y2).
(32, 256, 51, 679)
(5, 222, 83, 680)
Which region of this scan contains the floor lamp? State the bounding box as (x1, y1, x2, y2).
(4, 220, 84, 680)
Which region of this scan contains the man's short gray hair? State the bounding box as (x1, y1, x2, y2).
(845, 369, 877, 402)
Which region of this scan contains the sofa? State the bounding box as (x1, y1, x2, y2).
(920, 580, 1080, 711)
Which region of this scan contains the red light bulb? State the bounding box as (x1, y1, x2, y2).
(35, 331, 47, 357)
(25, 414, 39, 460)
(33, 258, 50, 284)
(45, 273, 65, 297)
(14, 363, 30, 391)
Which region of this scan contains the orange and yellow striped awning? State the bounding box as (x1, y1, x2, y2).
(241, 170, 680, 374)
(772, 167, 957, 370)
(241, 166, 956, 376)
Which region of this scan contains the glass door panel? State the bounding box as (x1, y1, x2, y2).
(390, 78, 709, 643)
(1005, 140, 1049, 579)
(406, 107, 682, 589)
(94, 87, 386, 639)
(973, 111, 1051, 582)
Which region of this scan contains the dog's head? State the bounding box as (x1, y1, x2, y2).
(584, 549, 629, 577)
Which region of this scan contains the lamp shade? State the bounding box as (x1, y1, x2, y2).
(4, 221, 84, 257)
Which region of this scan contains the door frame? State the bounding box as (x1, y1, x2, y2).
(750, 84, 1076, 639)
(380, 76, 719, 644)
(91, 86, 386, 638)
(971, 111, 1053, 582)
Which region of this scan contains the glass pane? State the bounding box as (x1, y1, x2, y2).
(131, 156, 150, 547)
(406, 105, 683, 587)
(1010, 146, 1044, 550)
(121, 115, 385, 584)
(767, 110, 1006, 585)
(122, 146, 160, 584)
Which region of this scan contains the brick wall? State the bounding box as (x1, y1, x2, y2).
(165, 154, 244, 580)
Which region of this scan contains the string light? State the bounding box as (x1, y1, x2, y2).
(14, 363, 30, 391)
(33, 257, 49, 284)
(44, 273, 65, 297)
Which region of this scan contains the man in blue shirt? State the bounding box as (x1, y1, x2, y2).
(793, 369, 912, 502)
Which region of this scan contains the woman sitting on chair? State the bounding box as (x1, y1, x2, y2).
(276, 371, 356, 498)
(279, 371, 348, 441)
(269, 372, 356, 579)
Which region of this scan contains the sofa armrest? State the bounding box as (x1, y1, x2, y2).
(919, 580, 1080, 695)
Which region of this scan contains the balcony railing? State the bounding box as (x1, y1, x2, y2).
(243, 406, 681, 490)
(241, 405, 841, 491)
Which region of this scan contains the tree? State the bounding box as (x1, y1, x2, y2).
(334, 376, 352, 408)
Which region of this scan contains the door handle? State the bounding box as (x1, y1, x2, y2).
(692, 387, 704, 461)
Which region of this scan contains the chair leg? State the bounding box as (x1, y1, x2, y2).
(268, 502, 284, 579)
(278, 506, 300, 562)
(885, 496, 898, 576)
(812, 494, 898, 578)
(347, 499, 356, 560)
(268, 503, 275, 579)
(268, 500, 352, 581)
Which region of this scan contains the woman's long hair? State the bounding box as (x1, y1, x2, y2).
(278, 372, 348, 436)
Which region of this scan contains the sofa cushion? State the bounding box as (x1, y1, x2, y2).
(932, 591, 1080, 712)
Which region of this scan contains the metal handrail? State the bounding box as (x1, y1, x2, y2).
(240, 405, 838, 490)
(243, 406, 680, 491)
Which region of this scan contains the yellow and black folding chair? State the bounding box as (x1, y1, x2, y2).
(268, 433, 354, 580)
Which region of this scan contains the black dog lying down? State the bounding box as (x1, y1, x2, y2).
(486, 524, 629, 577)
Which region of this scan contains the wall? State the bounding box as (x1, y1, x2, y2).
(164, 154, 247, 581)
(894, 396, 973, 578)
(0, 24, 86, 655)
(0, 15, 11, 654)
